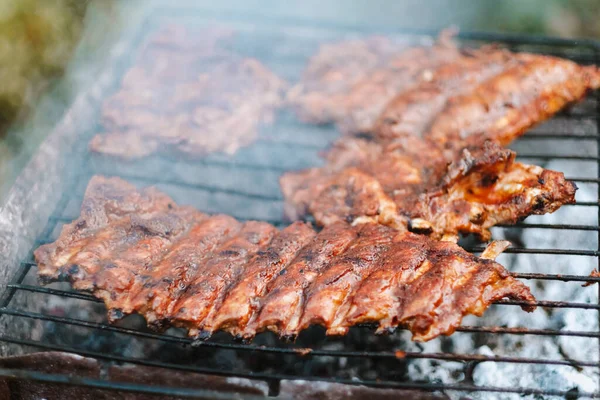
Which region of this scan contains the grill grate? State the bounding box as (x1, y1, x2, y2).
(1, 8, 600, 399)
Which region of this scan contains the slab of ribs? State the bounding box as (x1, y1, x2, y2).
(36, 176, 534, 342)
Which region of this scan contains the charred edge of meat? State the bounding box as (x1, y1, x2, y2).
(35, 176, 536, 343)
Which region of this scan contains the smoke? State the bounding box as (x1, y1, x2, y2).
(0, 0, 598, 396)
(0, 0, 147, 201)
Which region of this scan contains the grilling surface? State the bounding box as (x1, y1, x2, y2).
(2, 17, 600, 399)
(31, 26, 597, 345)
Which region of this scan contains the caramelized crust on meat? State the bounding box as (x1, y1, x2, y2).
(424, 56, 600, 151)
(91, 27, 287, 159)
(280, 141, 576, 240)
(376, 53, 600, 146)
(35, 176, 535, 342)
(202, 222, 316, 337)
(411, 142, 577, 239)
(345, 235, 531, 341)
(288, 31, 463, 135)
(374, 48, 516, 141)
(287, 36, 407, 125)
(293, 32, 600, 138)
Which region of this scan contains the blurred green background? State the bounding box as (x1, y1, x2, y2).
(0, 0, 598, 199)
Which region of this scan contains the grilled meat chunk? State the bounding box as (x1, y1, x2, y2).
(376, 53, 600, 146)
(288, 31, 463, 135)
(292, 33, 600, 137)
(35, 176, 535, 342)
(287, 36, 410, 125)
(372, 49, 518, 141)
(280, 141, 576, 240)
(423, 55, 600, 152)
(90, 27, 287, 159)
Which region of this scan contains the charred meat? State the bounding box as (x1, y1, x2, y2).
(280, 140, 576, 240)
(91, 27, 287, 159)
(35, 176, 535, 342)
(288, 31, 463, 135)
(291, 34, 600, 138)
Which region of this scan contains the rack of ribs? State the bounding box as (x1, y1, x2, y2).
(280, 138, 576, 240)
(35, 176, 535, 342)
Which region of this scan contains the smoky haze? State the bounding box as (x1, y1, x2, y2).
(0, 1, 597, 397)
(0, 0, 592, 202)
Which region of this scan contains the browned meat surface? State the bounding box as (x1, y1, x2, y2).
(373, 50, 521, 141)
(90, 27, 287, 159)
(282, 33, 594, 237)
(280, 140, 576, 240)
(288, 31, 463, 135)
(286, 36, 410, 125)
(345, 237, 530, 341)
(423, 56, 600, 153)
(375, 53, 600, 146)
(35, 176, 535, 342)
(201, 221, 316, 337)
(292, 33, 600, 138)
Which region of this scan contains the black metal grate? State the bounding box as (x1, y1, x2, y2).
(1, 8, 600, 399)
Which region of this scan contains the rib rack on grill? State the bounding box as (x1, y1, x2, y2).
(281, 139, 577, 240)
(34, 176, 535, 342)
(290, 34, 600, 137)
(287, 31, 462, 135)
(90, 27, 288, 159)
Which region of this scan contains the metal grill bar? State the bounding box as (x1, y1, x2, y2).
(4, 304, 600, 355)
(519, 133, 600, 140)
(11, 269, 600, 287)
(517, 154, 600, 161)
(496, 299, 599, 309)
(496, 222, 600, 231)
(512, 272, 600, 282)
(572, 201, 599, 206)
(569, 177, 600, 183)
(467, 247, 600, 256)
(1, 335, 597, 398)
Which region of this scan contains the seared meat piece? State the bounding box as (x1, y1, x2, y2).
(288, 31, 463, 135)
(35, 176, 535, 342)
(168, 221, 278, 331)
(409, 142, 577, 239)
(294, 33, 599, 138)
(91, 28, 287, 159)
(280, 141, 576, 240)
(282, 32, 592, 237)
(296, 223, 395, 335)
(135, 214, 243, 325)
(373, 49, 517, 141)
(345, 237, 531, 341)
(248, 223, 358, 338)
(376, 54, 600, 145)
(281, 167, 407, 230)
(287, 36, 410, 125)
(200, 221, 316, 337)
(424, 55, 600, 152)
